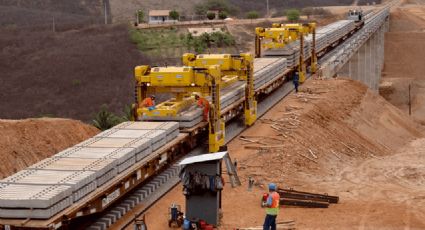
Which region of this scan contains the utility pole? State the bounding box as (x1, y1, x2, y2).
(408, 83, 412, 116)
(266, 0, 270, 18)
(52, 16, 56, 33)
(104, 0, 108, 25)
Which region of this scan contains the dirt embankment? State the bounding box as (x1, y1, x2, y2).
(0, 118, 99, 179)
(380, 1, 425, 124)
(138, 79, 425, 230)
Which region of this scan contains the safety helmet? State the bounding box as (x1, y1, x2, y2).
(268, 183, 277, 191)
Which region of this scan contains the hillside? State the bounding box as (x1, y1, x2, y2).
(0, 0, 107, 27)
(0, 24, 149, 121)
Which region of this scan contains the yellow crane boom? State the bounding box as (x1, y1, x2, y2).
(255, 22, 317, 82)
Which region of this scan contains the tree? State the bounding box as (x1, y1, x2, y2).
(246, 11, 259, 20)
(169, 10, 180, 20)
(194, 0, 234, 16)
(286, 9, 300, 21)
(218, 11, 227, 19)
(92, 104, 121, 131)
(207, 12, 216, 20)
(136, 10, 144, 23)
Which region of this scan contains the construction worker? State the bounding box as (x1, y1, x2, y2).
(263, 183, 280, 230)
(194, 94, 209, 121)
(293, 72, 299, 93)
(141, 95, 156, 111)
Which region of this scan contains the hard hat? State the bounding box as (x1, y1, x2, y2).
(268, 183, 277, 191)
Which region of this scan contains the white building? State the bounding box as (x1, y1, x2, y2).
(148, 10, 178, 24)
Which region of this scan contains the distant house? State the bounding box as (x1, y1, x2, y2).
(148, 10, 177, 24)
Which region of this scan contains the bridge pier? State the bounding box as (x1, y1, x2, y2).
(337, 21, 387, 91)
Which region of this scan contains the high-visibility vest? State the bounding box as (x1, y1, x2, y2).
(266, 191, 280, 216)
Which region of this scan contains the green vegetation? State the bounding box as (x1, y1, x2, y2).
(207, 12, 216, 20)
(137, 10, 144, 23)
(169, 10, 180, 20)
(194, 0, 234, 16)
(218, 11, 228, 19)
(129, 27, 183, 50)
(71, 79, 81, 86)
(92, 104, 132, 130)
(129, 28, 235, 54)
(246, 11, 259, 19)
(286, 9, 300, 21)
(92, 105, 121, 130)
(192, 32, 235, 52)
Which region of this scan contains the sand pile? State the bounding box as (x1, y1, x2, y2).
(0, 118, 99, 179)
(134, 78, 424, 230)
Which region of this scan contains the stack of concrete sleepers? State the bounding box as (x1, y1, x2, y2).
(264, 43, 297, 67)
(114, 121, 179, 143)
(0, 169, 96, 219)
(29, 157, 117, 189)
(253, 57, 287, 90)
(0, 121, 179, 219)
(142, 107, 204, 128)
(208, 81, 245, 109)
(305, 33, 328, 53)
(321, 27, 338, 46)
(2, 169, 96, 202)
(77, 134, 151, 162)
(320, 20, 354, 45)
(55, 147, 136, 173)
(0, 183, 72, 219)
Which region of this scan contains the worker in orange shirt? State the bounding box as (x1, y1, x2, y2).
(141, 95, 156, 111)
(194, 94, 209, 121)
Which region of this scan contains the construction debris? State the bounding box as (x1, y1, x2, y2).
(278, 188, 339, 208)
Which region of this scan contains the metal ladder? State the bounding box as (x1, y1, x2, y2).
(223, 153, 241, 188)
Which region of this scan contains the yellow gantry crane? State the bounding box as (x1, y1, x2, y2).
(255, 22, 317, 83)
(182, 53, 257, 126)
(133, 53, 257, 152)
